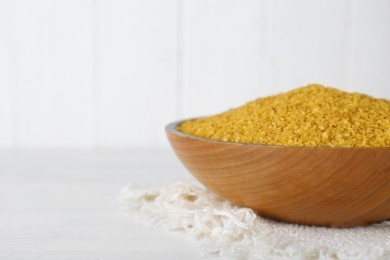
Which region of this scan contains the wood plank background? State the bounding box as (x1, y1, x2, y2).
(0, 0, 389, 148)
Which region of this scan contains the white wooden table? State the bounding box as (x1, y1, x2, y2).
(0, 149, 216, 259)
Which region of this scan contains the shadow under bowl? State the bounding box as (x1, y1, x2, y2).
(166, 120, 390, 227)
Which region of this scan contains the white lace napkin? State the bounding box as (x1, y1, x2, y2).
(118, 182, 390, 260)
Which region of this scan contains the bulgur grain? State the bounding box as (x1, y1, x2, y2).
(178, 84, 390, 147)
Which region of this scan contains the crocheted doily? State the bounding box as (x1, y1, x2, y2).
(119, 182, 390, 260)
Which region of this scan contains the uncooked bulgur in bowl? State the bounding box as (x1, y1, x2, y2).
(179, 84, 390, 147)
(166, 84, 390, 227)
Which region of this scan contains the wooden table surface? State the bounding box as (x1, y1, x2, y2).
(0, 149, 216, 260)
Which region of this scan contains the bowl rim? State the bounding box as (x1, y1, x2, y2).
(166, 120, 390, 150)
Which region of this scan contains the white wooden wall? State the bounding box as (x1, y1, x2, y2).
(0, 0, 389, 148)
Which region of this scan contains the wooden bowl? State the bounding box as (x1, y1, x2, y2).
(166, 120, 390, 227)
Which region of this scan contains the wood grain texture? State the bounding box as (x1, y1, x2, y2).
(166, 121, 390, 227)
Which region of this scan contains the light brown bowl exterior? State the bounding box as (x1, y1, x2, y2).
(166, 121, 390, 227)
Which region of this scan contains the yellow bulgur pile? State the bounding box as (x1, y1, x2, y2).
(179, 84, 390, 147)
